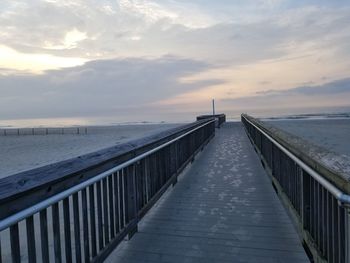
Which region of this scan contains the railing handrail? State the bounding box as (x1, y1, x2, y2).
(242, 114, 350, 205)
(0, 118, 212, 216)
(0, 119, 216, 231)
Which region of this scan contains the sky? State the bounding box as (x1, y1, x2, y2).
(1, 0, 350, 125)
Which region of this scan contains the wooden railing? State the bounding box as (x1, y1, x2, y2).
(0, 118, 217, 262)
(242, 114, 350, 263)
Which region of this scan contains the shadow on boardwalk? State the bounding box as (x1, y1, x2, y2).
(106, 122, 309, 263)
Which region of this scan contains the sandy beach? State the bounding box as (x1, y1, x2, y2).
(0, 123, 180, 179)
(0, 123, 182, 262)
(266, 119, 350, 157)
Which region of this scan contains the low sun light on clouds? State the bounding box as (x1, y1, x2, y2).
(44, 28, 87, 50)
(0, 45, 87, 74)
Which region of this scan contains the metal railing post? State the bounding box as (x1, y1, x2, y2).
(345, 207, 350, 263)
(126, 164, 138, 240)
(173, 141, 179, 186)
(300, 167, 305, 227)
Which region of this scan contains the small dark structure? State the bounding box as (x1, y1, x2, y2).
(196, 114, 226, 128)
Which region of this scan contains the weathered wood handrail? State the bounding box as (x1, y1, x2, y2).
(0, 118, 217, 262)
(242, 114, 350, 263)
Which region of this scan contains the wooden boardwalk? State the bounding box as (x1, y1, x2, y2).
(106, 123, 309, 263)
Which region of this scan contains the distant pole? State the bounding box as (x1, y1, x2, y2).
(212, 99, 215, 116)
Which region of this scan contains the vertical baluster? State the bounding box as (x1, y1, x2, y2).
(10, 223, 20, 263)
(73, 193, 82, 263)
(119, 172, 125, 229)
(158, 150, 163, 189)
(339, 207, 345, 263)
(96, 181, 104, 250)
(136, 161, 143, 210)
(345, 207, 350, 263)
(153, 153, 158, 193)
(321, 187, 326, 256)
(0, 233, 2, 263)
(108, 175, 115, 239)
(319, 184, 322, 251)
(310, 178, 314, 237)
(40, 210, 49, 262)
(52, 203, 62, 263)
(162, 148, 167, 184)
(145, 157, 150, 203)
(298, 167, 302, 215)
(89, 185, 97, 258)
(328, 192, 334, 262)
(159, 148, 164, 188)
(294, 163, 298, 211)
(165, 147, 169, 181)
(292, 165, 296, 212)
(102, 178, 109, 245)
(26, 215, 36, 263)
(334, 197, 339, 263)
(301, 172, 311, 233)
(148, 156, 153, 198)
(0, 232, 2, 263)
(316, 182, 320, 247)
(154, 154, 158, 193)
(136, 162, 146, 209)
(326, 189, 330, 260)
(82, 189, 90, 262)
(152, 154, 157, 195)
(63, 198, 72, 263)
(126, 164, 138, 239)
(123, 168, 129, 224)
(114, 172, 120, 235)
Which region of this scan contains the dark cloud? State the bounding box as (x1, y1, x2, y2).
(220, 77, 350, 111)
(0, 56, 223, 120)
(257, 78, 350, 96)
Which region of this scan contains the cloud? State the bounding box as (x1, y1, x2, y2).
(220, 77, 350, 112)
(0, 56, 223, 120)
(1, 0, 349, 66)
(257, 78, 350, 96)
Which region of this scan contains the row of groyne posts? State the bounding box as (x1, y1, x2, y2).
(0, 112, 349, 263)
(0, 127, 88, 136)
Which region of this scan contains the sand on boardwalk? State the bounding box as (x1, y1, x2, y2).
(0, 123, 180, 179)
(267, 119, 350, 157)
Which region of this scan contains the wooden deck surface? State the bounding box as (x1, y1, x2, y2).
(106, 122, 309, 263)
